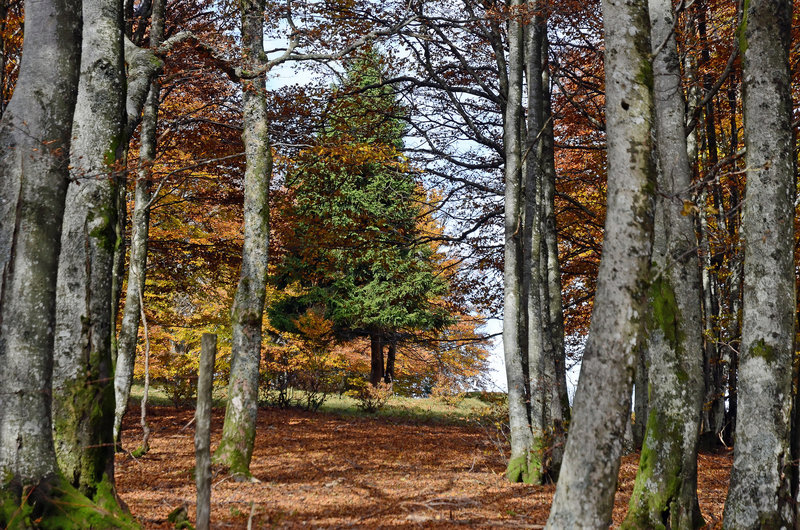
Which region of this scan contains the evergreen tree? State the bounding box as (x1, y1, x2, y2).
(271, 50, 451, 386)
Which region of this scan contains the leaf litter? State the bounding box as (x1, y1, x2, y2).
(116, 406, 731, 528)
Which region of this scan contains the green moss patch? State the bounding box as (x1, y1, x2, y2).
(750, 338, 776, 363)
(649, 274, 682, 349)
(1, 473, 138, 529)
(505, 445, 544, 485)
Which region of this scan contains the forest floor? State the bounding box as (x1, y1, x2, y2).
(116, 403, 732, 529)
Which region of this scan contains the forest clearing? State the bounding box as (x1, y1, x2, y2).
(117, 401, 732, 529)
(3, 0, 799, 526)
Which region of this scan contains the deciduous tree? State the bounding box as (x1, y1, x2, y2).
(213, 0, 271, 479)
(546, 0, 655, 523)
(0, 0, 129, 524)
(723, 0, 795, 526)
(622, 0, 705, 525)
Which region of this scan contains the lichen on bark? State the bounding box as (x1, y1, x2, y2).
(723, 0, 795, 526)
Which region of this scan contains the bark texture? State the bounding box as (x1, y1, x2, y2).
(522, 7, 549, 485)
(723, 0, 795, 527)
(622, 0, 704, 525)
(682, 9, 725, 443)
(502, 0, 536, 484)
(214, 0, 271, 477)
(195, 334, 217, 530)
(384, 341, 396, 384)
(0, 0, 82, 518)
(113, 1, 166, 444)
(546, 0, 655, 524)
(51, 0, 126, 502)
(540, 36, 570, 474)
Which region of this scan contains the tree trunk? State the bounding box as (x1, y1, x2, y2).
(370, 333, 385, 386)
(0, 0, 126, 524)
(113, 1, 166, 444)
(546, 0, 655, 524)
(683, 9, 726, 442)
(521, 5, 549, 485)
(698, 0, 731, 443)
(0, 0, 80, 480)
(51, 0, 126, 504)
(502, 0, 535, 484)
(540, 32, 569, 476)
(698, 186, 726, 438)
(723, 1, 795, 526)
(622, 0, 705, 525)
(722, 81, 743, 444)
(195, 334, 217, 530)
(214, 0, 271, 479)
(384, 341, 396, 384)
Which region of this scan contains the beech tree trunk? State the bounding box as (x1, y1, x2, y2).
(622, 0, 704, 525)
(698, 186, 725, 438)
(698, 2, 730, 443)
(113, 0, 166, 444)
(540, 34, 569, 475)
(683, 9, 726, 441)
(51, 0, 126, 503)
(504, 0, 567, 485)
(0, 0, 87, 521)
(502, 0, 535, 484)
(723, 0, 795, 526)
(546, 0, 655, 524)
(214, 0, 271, 478)
(521, 6, 549, 485)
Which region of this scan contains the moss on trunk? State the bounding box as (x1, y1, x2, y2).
(506, 437, 548, 484)
(506, 452, 537, 484)
(212, 419, 257, 480)
(0, 473, 138, 529)
(621, 410, 702, 529)
(52, 369, 116, 498)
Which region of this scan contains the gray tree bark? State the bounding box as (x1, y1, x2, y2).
(521, 6, 549, 485)
(214, 0, 272, 478)
(113, 0, 166, 445)
(540, 33, 570, 475)
(546, 0, 655, 524)
(723, 0, 795, 527)
(502, 0, 536, 484)
(697, 186, 725, 438)
(622, 0, 705, 525)
(504, 0, 569, 485)
(51, 0, 126, 504)
(0, 0, 90, 521)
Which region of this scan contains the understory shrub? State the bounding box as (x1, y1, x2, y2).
(261, 309, 346, 411)
(347, 379, 393, 413)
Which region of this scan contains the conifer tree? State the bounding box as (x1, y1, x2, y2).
(271, 50, 450, 386)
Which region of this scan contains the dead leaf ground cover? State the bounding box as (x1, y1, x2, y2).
(116, 405, 731, 528)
